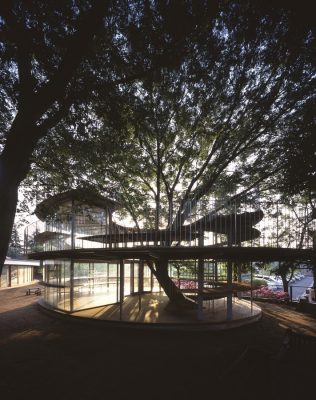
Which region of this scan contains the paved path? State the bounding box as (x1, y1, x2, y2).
(1, 284, 316, 399)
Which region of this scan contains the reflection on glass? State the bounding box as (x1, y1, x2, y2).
(42, 259, 162, 312)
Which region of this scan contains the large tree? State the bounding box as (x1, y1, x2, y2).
(0, 0, 218, 272)
(20, 2, 315, 307)
(28, 1, 315, 230)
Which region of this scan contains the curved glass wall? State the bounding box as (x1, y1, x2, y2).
(26, 202, 110, 253)
(73, 262, 119, 310)
(43, 260, 71, 311)
(42, 259, 161, 312)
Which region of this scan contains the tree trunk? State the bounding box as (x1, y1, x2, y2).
(312, 238, 316, 291)
(148, 259, 197, 310)
(281, 274, 289, 293)
(0, 170, 19, 273)
(0, 3, 107, 273)
(312, 264, 316, 290)
(0, 119, 41, 273)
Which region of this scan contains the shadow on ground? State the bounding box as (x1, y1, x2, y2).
(0, 285, 315, 399)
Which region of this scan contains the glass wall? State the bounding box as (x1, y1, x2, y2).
(0, 264, 34, 288)
(43, 260, 71, 311)
(26, 201, 111, 253)
(41, 258, 161, 312)
(72, 262, 119, 311)
(0, 266, 9, 287)
(43, 260, 122, 312)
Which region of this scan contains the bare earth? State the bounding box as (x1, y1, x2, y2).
(1, 284, 316, 400)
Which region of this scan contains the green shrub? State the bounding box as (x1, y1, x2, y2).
(244, 278, 268, 288)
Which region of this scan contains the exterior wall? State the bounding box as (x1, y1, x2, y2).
(41, 259, 160, 312)
(0, 263, 35, 288)
(26, 201, 112, 253)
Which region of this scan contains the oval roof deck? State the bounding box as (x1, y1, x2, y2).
(29, 245, 315, 263)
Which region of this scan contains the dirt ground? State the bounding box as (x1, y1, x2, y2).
(1, 284, 316, 400)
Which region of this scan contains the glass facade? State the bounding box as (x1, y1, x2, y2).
(0, 266, 9, 287)
(43, 260, 71, 311)
(26, 194, 164, 313)
(42, 259, 160, 312)
(0, 263, 34, 288)
(26, 201, 111, 253)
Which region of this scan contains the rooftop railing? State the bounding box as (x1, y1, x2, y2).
(24, 199, 316, 254)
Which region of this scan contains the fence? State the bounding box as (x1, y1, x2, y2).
(24, 199, 316, 253)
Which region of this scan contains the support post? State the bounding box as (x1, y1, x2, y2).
(139, 260, 144, 293)
(109, 213, 112, 249)
(119, 258, 124, 321)
(227, 260, 233, 321)
(71, 198, 75, 250)
(130, 261, 134, 293)
(250, 262, 253, 314)
(197, 258, 204, 320)
(138, 260, 144, 312)
(70, 259, 74, 312)
(197, 225, 204, 320)
(8, 264, 11, 287)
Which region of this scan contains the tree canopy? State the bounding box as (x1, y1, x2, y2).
(0, 0, 219, 270)
(23, 0, 316, 233)
(0, 0, 315, 276)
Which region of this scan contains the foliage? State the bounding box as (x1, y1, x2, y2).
(21, 0, 316, 234)
(244, 278, 268, 288)
(172, 278, 197, 290)
(7, 223, 23, 258)
(254, 286, 289, 300)
(0, 0, 219, 268)
(169, 260, 197, 279)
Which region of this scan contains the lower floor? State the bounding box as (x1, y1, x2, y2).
(50, 293, 262, 329)
(40, 257, 262, 326)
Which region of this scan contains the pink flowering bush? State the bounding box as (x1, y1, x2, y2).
(254, 286, 289, 300)
(172, 278, 197, 289)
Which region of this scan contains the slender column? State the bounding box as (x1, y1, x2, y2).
(116, 263, 119, 300)
(150, 264, 154, 292)
(250, 262, 253, 314)
(139, 260, 144, 293)
(8, 265, 11, 287)
(70, 259, 74, 312)
(40, 260, 43, 282)
(109, 213, 113, 249)
(197, 258, 204, 320)
(138, 260, 144, 312)
(276, 202, 279, 247)
(71, 198, 75, 250)
(197, 225, 204, 320)
(130, 261, 134, 293)
(226, 260, 233, 320)
(119, 258, 124, 321)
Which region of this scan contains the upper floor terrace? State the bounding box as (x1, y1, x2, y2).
(24, 189, 316, 256)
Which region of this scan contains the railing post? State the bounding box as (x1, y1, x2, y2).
(71, 198, 75, 250)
